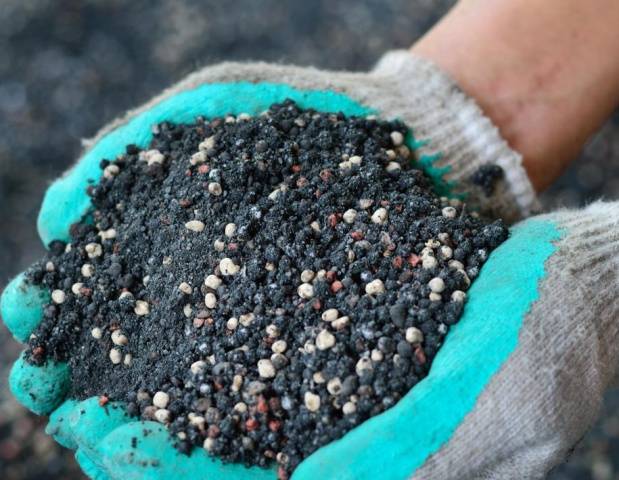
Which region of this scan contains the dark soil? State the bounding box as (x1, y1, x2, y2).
(26, 100, 506, 477)
(470, 164, 505, 197)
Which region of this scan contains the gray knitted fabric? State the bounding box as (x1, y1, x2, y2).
(80, 50, 538, 224)
(414, 201, 619, 479)
(373, 51, 540, 222)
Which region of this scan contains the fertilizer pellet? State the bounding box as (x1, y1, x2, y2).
(51, 289, 66, 304)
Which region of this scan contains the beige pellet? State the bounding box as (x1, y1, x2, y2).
(365, 279, 385, 295)
(390, 131, 404, 146)
(429, 277, 446, 293)
(224, 223, 237, 238)
(272, 340, 287, 354)
(321, 308, 339, 322)
(257, 359, 276, 378)
(219, 258, 240, 276)
(371, 208, 388, 225)
(154, 409, 170, 423)
(327, 377, 342, 395)
(342, 209, 357, 224)
(405, 327, 424, 344)
(204, 274, 222, 290)
(153, 391, 170, 408)
(85, 242, 102, 258)
(297, 283, 314, 299)
(185, 220, 205, 232)
(178, 282, 193, 294)
(111, 330, 128, 346)
(315, 330, 336, 350)
(208, 182, 223, 196)
(204, 293, 217, 309)
(304, 391, 321, 412)
(190, 360, 207, 375)
(452, 290, 467, 302)
(51, 289, 66, 304)
(300, 269, 315, 283)
(109, 348, 122, 364)
(134, 300, 149, 316)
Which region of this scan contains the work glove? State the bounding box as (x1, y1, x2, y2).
(4, 51, 614, 480)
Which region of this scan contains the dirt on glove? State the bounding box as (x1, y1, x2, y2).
(25, 100, 508, 477)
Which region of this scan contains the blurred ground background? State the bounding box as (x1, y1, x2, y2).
(1, 0, 618, 478)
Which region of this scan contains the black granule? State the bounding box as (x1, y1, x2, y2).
(26, 100, 508, 477)
(470, 164, 505, 196)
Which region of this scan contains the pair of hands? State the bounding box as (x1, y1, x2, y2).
(1, 53, 615, 479)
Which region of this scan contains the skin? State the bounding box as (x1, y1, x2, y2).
(411, 0, 619, 192)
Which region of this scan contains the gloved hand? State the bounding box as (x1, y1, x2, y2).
(4, 51, 614, 480)
(296, 200, 619, 479)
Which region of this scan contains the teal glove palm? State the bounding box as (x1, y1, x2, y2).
(6, 53, 611, 480)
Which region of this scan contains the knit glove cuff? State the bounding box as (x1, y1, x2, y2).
(410, 200, 619, 479)
(373, 50, 540, 222)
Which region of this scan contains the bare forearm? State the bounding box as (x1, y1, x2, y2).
(412, 0, 619, 191)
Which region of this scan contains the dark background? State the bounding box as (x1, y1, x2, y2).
(1, 1, 618, 478)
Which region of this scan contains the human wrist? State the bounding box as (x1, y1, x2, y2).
(411, 0, 619, 192)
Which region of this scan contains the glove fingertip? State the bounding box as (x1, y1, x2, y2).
(75, 448, 110, 480)
(46, 399, 80, 449)
(96, 421, 175, 480)
(38, 177, 92, 246)
(1, 273, 49, 343)
(97, 421, 275, 479)
(9, 352, 70, 415)
(69, 397, 133, 456)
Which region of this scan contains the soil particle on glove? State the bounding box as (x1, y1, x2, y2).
(25, 100, 507, 477)
(470, 164, 505, 197)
